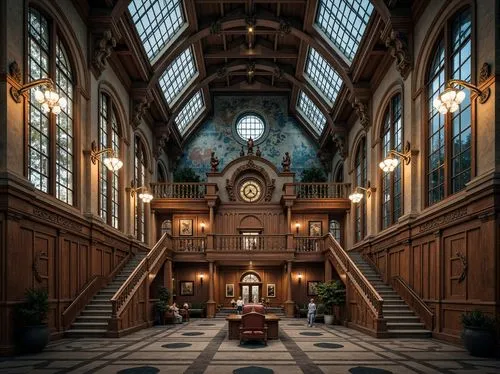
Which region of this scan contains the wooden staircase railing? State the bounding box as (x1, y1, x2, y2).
(62, 253, 131, 330)
(109, 233, 172, 335)
(391, 276, 434, 330)
(323, 234, 386, 336)
(213, 234, 287, 251)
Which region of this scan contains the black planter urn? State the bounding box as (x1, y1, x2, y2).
(17, 324, 50, 353)
(463, 327, 496, 357)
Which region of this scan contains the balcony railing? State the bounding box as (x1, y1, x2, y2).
(288, 183, 351, 199)
(213, 234, 287, 251)
(172, 237, 206, 252)
(151, 183, 207, 199)
(294, 236, 324, 252)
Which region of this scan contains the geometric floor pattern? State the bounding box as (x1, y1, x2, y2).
(1, 318, 499, 373)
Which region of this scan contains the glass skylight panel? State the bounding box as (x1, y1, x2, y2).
(128, 0, 185, 62)
(305, 47, 343, 104)
(297, 91, 326, 135)
(315, 0, 373, 62)
(175, 91, 204, 134)
(159, 48, 197, 105)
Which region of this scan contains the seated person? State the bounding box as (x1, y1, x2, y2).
(170, 302, 183, 323)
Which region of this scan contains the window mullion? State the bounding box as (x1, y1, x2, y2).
(49, 25, 57, 197)
(444, 21, 452, 199)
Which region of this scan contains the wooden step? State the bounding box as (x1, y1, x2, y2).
(71, 322, 109, 330)
(65, 329, 108, 338)
(76, 315, 111, 323)
(386, 322, 426, 330)
(386, 330, 432, 338)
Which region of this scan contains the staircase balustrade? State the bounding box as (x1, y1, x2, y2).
(213, 234, 287, 251)
(173, 236, 206, 252)
(109, 233, 172, 333)
(151, 183, 206, 199)
(290, 183, 351, 199)
(294, 236, 324, 252)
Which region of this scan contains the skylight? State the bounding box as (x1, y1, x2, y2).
(315, 0, 373, 62)
(305, 47, 343, 105)
(128, 0, 186, 63)
(297, 91, 327, 135)
(159, 47, 198, 105)
(175, 90, 204, 134)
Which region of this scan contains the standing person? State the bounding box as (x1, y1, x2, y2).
(236, 296, 244, 315)
(307, 298, 317, 327)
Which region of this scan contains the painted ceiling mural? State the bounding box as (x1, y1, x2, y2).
(177, 95, 322, 180)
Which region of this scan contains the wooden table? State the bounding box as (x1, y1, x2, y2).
(226, 313, 280, 340)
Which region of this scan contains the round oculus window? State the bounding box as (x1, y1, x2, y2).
(236, 114, 265, 142)
(239, 180, 262, 202)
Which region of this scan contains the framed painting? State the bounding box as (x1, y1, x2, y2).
(266, 283, 276, 298)
(307, 281, 320, 296)
(180, 281, 194, 296)
(179, 219, 193, 236)
(309, 221, 322, 237)
(226, 283, 234, 298)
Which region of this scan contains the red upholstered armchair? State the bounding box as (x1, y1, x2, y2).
(242, 304, 266, 314)
(239, 311, 268, 345)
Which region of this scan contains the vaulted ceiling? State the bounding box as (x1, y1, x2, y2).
(78, 0, 422, 157)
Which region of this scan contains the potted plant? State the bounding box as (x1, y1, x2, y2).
(15, 288, 49, 353)
(315, 280, 345, 325)
(155, 286, 170, 325)
(461, 310, 497, 357)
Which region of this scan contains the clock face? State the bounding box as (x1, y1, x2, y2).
(239, 180, 262, 202)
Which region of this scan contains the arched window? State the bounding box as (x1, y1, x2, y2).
(241, 273, 260, 283)
(98, 93, 121, 229)
(161, 220, 172, 236)
(134, 136, 148, 242)
(28, 8, 74, 204)
(329, 220, 341, 242)
(426, 8, 472, 205)
(381, 93, 403, 228)
(354, 138, 367, 242)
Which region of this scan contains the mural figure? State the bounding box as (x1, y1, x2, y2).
(210, 151, 219, 172)
(282, 152, 291, 171)
(256, 146, 262, 157)
(247, 137, 254, 155)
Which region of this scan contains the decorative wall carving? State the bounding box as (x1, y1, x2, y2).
(456, 251, 467, 283)
(131, 98, 151, 129)
(33, 207, 83, 232)
(210, 20, 222, 35)
(479, 62, 491, 83)
(154, 130, 171, 159)
(92, 30, 117, 77)
(32, 250, 47, 283)
(279, 19, 291, 35)
(9, 61, 22, 83)
(385, 30, 411, 80)
(418, 207, 468, 233)
(332, 133, 347, 159)
(351, 98, 370, 129)
(225, 160, 275, 201)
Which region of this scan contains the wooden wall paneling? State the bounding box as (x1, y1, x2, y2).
(469, 224, 494, 301)
(444, 232, 467, 300)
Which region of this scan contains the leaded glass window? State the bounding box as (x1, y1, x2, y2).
(241, 273, 260, 282)
(174, 90, 204, 134)
(135, 137, 147, 242)
(159, 48, 197, 105)
(28, 8, 74, 205)
(304, 47, 342, 105)
(426, 8, 472, 206)
(98, 93, 121, 229)
(354, 138, 367, 242)
(329, 220, 341, 242)
(381, 94, 402, 229)
(297, 91, 326, 135)
(315, 0, 373, 62)
(128, 0, 186, 62)
(236, 114, 265, 141)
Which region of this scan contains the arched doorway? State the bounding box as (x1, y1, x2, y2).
(240, 272, 262, 304)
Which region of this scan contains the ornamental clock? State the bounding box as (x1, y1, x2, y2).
(239, 179, 262, 202)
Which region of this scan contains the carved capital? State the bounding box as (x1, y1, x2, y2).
(351, 98, 370, 130)
(385, 30, 411, 80)
(279, 19, 291, 36)
(92, 30, 117, 77)
(131, 97, 151, 129)
(210, 20, 222, 35)
(9, 61, 22, 83)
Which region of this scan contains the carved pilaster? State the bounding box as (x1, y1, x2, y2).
(131, 97, 151, 129)
(92, 30, 117, 77)
(385, 30, 411, 80)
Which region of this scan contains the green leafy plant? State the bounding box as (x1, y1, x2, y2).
(461, 310, 496, 331)
(301, 167, 327, 183)
(17, 288, 49, 326)
(315, 280, 345, 315)
(173, 167, 201, 182)
(156, 286, 170, 314)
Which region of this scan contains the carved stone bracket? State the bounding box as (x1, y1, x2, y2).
(332, 133, 347, 159)
(479, 62, 491, 84)
(210, 20, 222, 35)
(385, 30, 412, 80)
(351, 98, 370, 130)
(9, 61, 22, 83)
(92, 30, 117, 77)
(225, 159, 275, 201)
(273, 67, 284, 79)
(279, 19, 291, 36)
(456, 251, 468, 283)
(131, 97, 151, 129)
(217, 66, 228, 78)
(154, 129, 171, 159)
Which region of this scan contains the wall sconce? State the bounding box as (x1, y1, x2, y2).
(200, 273, 204, 285)
(297, 273, 302, 283)
(201, 222, 205, 234)
(246, 18, 255, 33)
(90, 141, 123, 171)
(10, 76, 67, 115)
(348, 182, 375, 204)
(379, 141, 412, 173)
(434, 73, 490, 114)
(130, 180, 153, 203)
(295, 222, 300, 234)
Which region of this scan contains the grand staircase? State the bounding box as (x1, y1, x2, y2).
(65, 252, 147, 338)
(348, 252, 432, 338)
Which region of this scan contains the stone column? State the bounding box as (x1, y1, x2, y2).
(284, 260, 294, 317)
(206, 261, 216, 317)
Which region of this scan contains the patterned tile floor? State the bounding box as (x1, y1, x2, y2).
(1, 319, 499, 373)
